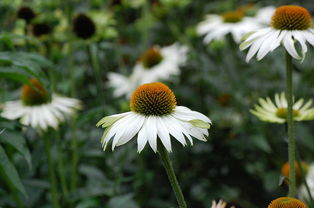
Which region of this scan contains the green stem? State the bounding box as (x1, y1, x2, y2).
(88, 43, 103, 93)
(55, 132, 69, 199)
(286, 52, 296, 197)
(44, 133, 60, 208)
(158, 144, 187, 208)
(70, 119, 79, 192)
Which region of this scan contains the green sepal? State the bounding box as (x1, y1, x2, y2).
(188, 119, 211, 129)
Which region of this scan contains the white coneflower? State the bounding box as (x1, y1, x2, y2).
(97, 82, 211, 153)
(254, 6, 276, 25)
(197, 10, 262, 43)
(108, 43, 188, 97)
(1, 79, 81, 131)
(240, 5, 314, 62)
(250, 92, 314, 123)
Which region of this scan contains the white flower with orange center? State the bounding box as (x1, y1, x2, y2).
(108, 43, 188, 97)
(97, 82, 211, 152)
(251, 92, 314, 123)
(1, 79, 81, 131)
(240, 5, 314, 62)
(197, 9, 263, 43)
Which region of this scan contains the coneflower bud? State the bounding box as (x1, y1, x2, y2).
(72, 14, 96, 39)
(17, 6, 36, 23)
(31, 23, 52, 37)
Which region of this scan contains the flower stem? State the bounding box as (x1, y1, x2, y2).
(158, 144, 187, 208)
(44, 132, 60, 208)
(88, 43, 103, 93)
(286, 52, 296, 197)
(70, 119, 79, 192)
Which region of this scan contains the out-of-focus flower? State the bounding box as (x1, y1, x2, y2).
(268, 197, 306, 208)
(17, 6, 36, 23)
(97, 82, 211, 153)
(240, 5, 314, 62)
(253, 6, 276, 25)
(73, 13, 96, 39)
(31, 23, 52, 38)
(211, 200, 236, 208)
(108, 43, 188, 97)
(299, 163, 314, 202)
(197, 10, 262, 43)
(281, 161, 308, 185)
(251, 92, 314, 123)
(1, 79, 81, 131)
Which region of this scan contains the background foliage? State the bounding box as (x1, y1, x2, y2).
(1, 0, 314, 207)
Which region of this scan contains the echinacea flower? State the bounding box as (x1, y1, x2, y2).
(299, 163, 314, 202)
(97, 82, 211, 152)
(1, 79, 81, 131)
(240, 5, 314, 62)
(197, 10, 263, 43)
(108, 43, 188, 97)
(268, 197, 307, 208)
(73, 13, 96, 39)
(251, 92, 314, 123)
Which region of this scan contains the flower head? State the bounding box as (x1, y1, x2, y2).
(31, 23, 52, 38)
(240, 5, 314, 62)
(268, 197, 307, 208)
(1, 79, 81, 131)
(17, 6, 36, 23)
(97, 82, 211, 153)
(73, 13, 96, 39)
(108, 43, 187, 97)
(251, 92, 314, 123)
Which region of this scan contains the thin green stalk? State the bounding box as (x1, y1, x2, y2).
(87, 43, 103, 93)
(44, 132, 60, 208)
(0, 169, 25, 208)
(70, 119, 79, 192)
(157, 144, 187, 208)
(286, 52, 296, 197)
(55, 131, 69, 199)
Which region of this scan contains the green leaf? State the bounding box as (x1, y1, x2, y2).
(0, 130, 32, 169)
(108, 194, 138, 208)
(0, 71, 31, 85)
(188, 119, 211, 129)
(0, 145, 27, 197)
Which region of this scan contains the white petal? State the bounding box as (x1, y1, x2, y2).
(283, 32, 301, 60)
(146, 116, 158, 152)
(156, 117, 172, 152)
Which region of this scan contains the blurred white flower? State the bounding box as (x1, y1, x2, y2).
(197, 10, 262, 43)
(240, 5, 314, 62)
(211, 200, 235, 208)
(253, 6, 276, 25)
(251, 92, 314, 123)
(1, 79, 81, 131)
(97, 82, 211, 153)
(108, 43, 188, 97)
